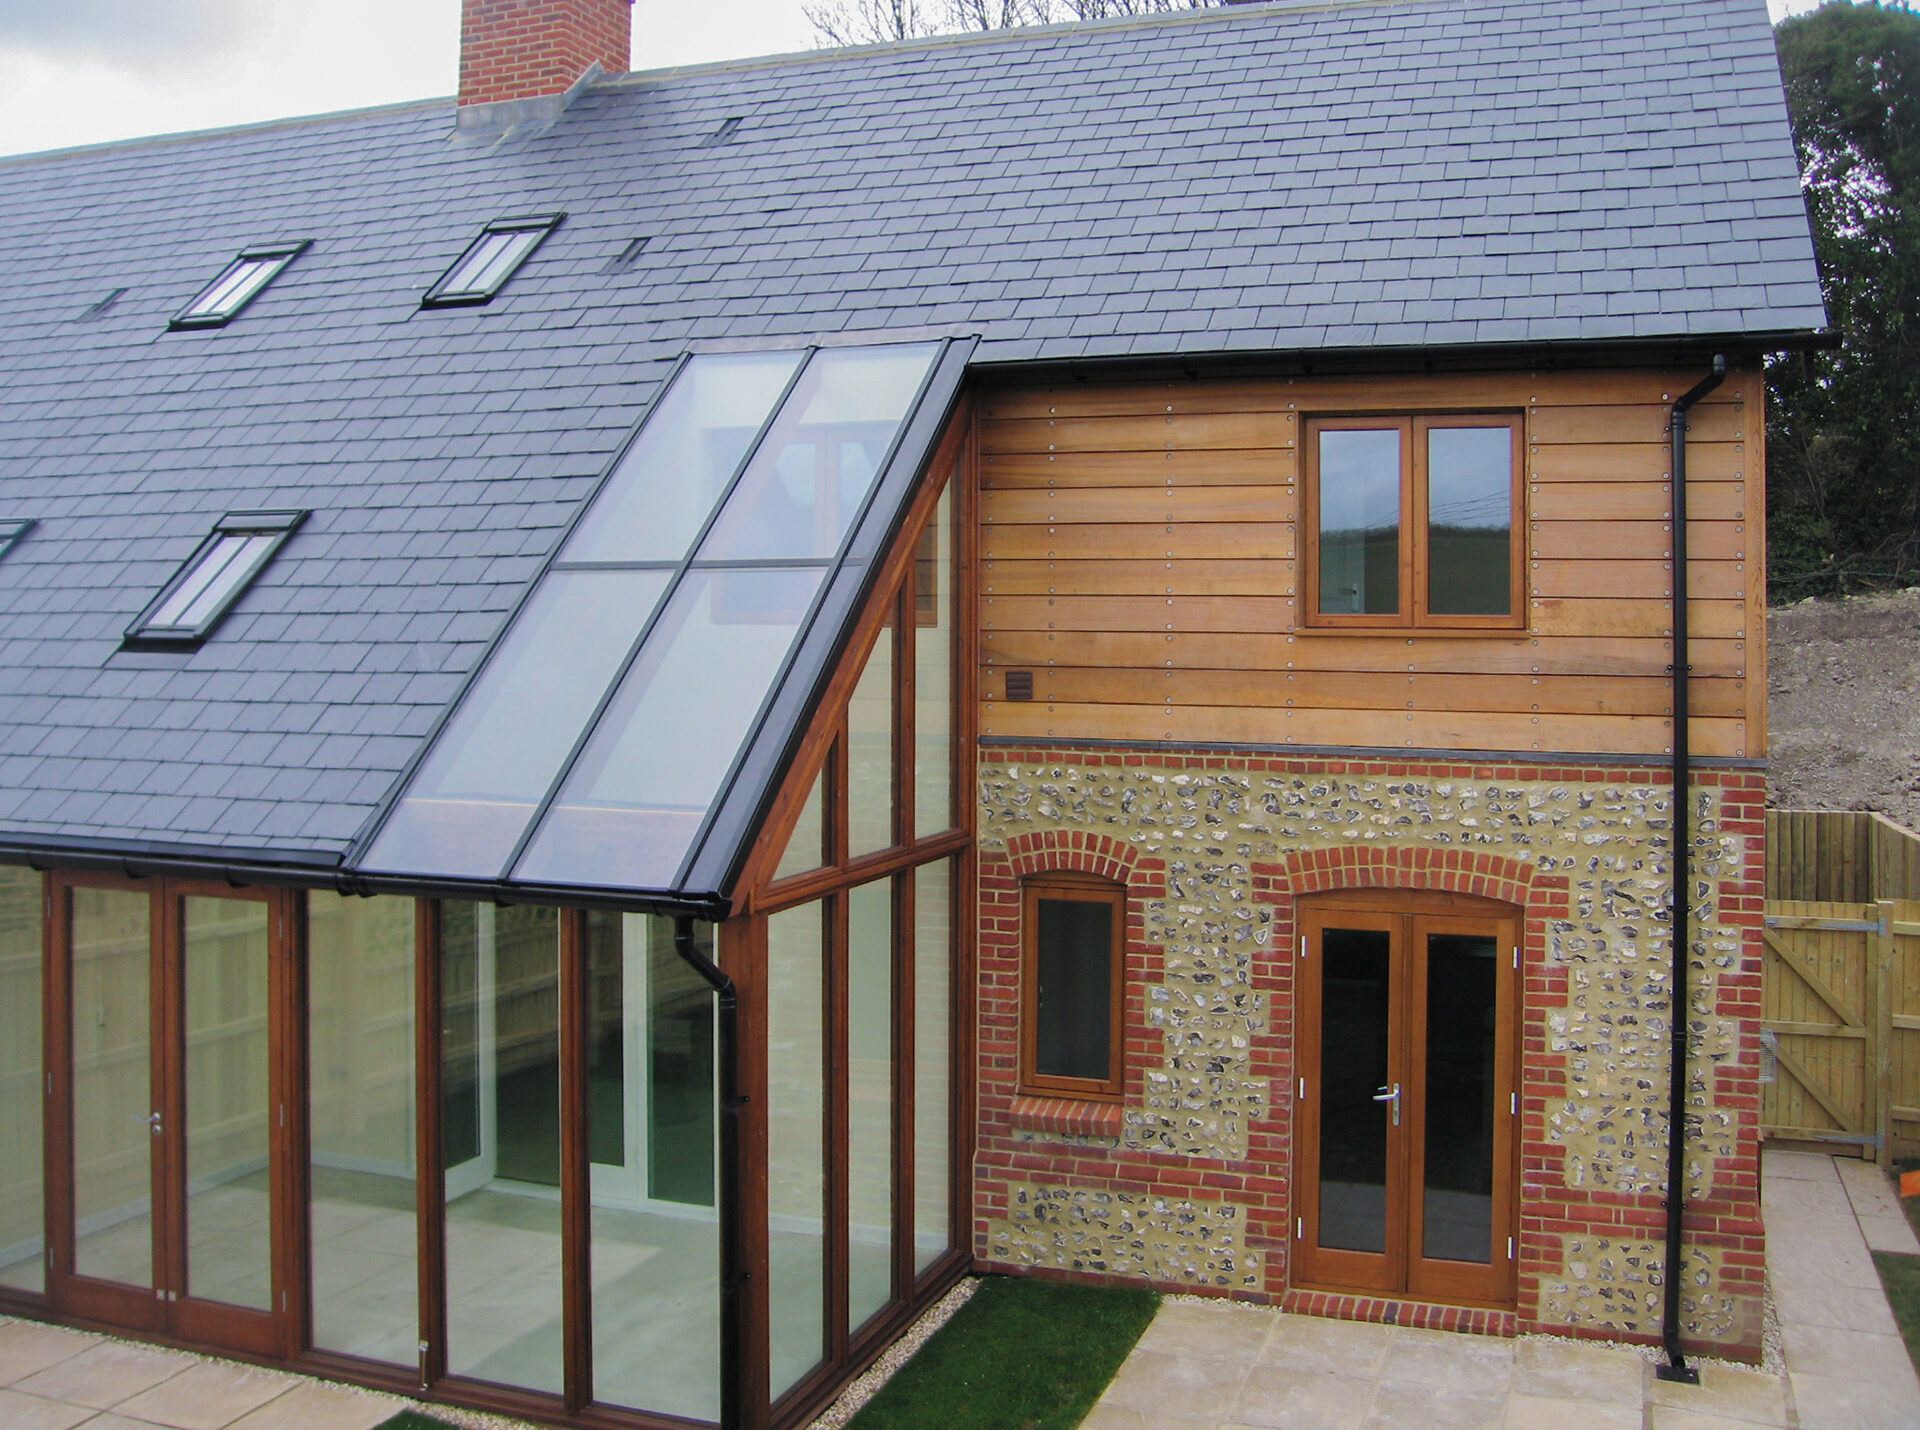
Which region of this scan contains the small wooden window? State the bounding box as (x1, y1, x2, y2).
(1303, 414, 1524, 629)
(1020, 874, 1125, 1101)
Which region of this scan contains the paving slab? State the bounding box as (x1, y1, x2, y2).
(0, 1321, 100, 1387)
(0, 1384, 97, 1430)
(13, 1341, 198, 1411)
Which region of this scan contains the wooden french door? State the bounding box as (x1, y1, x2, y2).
(48, 874, 294, 1355)
(1294, 892, 1520, 1308)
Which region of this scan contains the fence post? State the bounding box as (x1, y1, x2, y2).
(1875, 899, 1896, 1169)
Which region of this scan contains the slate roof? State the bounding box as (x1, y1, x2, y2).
(0, 0, 1823, 873)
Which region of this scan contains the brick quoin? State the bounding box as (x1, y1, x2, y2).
(460, 0, 632, 107)
(976, 744, 1768, 1360)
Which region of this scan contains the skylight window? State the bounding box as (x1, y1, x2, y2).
(170, 241, 309, 329)
(125, 510, 307, 647)
(422, 214, 563, 308)
(0, 519, 33, 561)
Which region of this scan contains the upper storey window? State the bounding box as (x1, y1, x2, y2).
(423, 214, 562, 307)
(171, 242, 309, 329)
(1304, 415, 1523, 629)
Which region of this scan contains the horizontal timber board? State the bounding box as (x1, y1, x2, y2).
(977, 373, 1751, 422)
(1528, 442, 1747, 484)
(982, 558, 1293, 597)
(981, 667, 1743, 717)
(1530, 482, 1745, 522)
(979, 630, 1748, 678)
(1531, 559, 1746, 601)
(1529, 522, 1746, 560)
(980, 411, 1295, 453)
(1529, 403, 1750, 445)
(977, 701, 1746, 757)
(981, 449, 1293, 486)
(983, 593, 1296, 633)
(1529, 596, 1747, 639)
(983, 485, 1289, 525)
(982, 522, 1294, 560)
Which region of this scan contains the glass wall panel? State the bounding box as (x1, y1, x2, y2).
(1317, 428, 1401, 616)
(308, 891, 417, 1364)
(913, 480, 955, 839)
(912, 861, 951, 1274)
(588, 914, 721, 1422)
(366, 569, 672, 879)
(773, 763, 826, 883)
(442, 903, 564, 1394)
(698, 344, 942, 563)
(561, 351, 805, 565)
(846, 880, 893, 1332)
(182, 896, 272, 1311)
(1425, 426, 1513, 616)
(71, 886, 153, 1287)
(517, 566, 827, 891)
(847, 619, 894, 859)
(0, 867, 43, 1292)
(767, 902, 826, 1399)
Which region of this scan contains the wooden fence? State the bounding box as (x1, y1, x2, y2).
(1763, 811, 1920, 1162)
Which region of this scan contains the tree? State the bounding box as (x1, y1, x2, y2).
(1769, 1, 1920, 598)
(804, 0, 1224, 47)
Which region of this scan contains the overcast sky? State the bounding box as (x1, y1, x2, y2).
(0, 0, 1826, 160)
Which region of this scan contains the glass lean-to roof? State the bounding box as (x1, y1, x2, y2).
(359, 338, 970, 897)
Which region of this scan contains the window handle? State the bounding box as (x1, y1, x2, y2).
(1372, 1082, 1401, 1127)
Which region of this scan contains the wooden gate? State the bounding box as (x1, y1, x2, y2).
(1761, 898, 1920, 1163)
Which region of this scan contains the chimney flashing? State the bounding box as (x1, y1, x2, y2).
(455, 60, 606, 139)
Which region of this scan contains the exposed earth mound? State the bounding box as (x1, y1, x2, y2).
(1767, 586, 1920, 829)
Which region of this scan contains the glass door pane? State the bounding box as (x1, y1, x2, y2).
(0, 867, 44, 1293)
(71, 886, 154, 1288)
(1317, 927, 1392, 1255)
(1421, 932, 1498, 1264)
(182, 897, 272, 1311)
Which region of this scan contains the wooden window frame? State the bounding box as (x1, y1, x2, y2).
(1301, 413, 1525, 631)
(1018, 873, 1126, 1103)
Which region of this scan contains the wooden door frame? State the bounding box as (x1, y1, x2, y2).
(1292, 889, 1520, 1310)
(46, 872, 296, 1354)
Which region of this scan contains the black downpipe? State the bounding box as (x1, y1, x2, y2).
(1657, 354, 1726, 1386)
(672, 915, 747, 1430)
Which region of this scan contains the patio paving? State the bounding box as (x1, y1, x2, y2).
(1089, 1148, 1920, 1430)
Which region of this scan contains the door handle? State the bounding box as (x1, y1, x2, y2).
(1372, 1082, 1401, 1127)
(131, 1112, 162, 1135)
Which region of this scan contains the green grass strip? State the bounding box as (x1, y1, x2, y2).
(372, 1413, 465, 1430)
(847, 1276, 1160, 1430)
(1876, 1251, 1920, 1378)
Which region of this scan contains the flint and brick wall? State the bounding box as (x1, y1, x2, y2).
(972, 743, 1768, 1359)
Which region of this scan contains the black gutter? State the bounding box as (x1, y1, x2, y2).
(1657, 354, 1726, 1387)
(0, 838, 728, 920)
(670, 916, 745, 1430)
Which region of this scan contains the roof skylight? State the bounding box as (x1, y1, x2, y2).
(171, 242, 309, 329)
(125, 510, 306, 648)
(423, 214, 563, 308)
(360, 338, 971, 895)
(0, 519, 33, 561)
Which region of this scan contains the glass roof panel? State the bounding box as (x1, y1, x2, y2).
(363, 567, 673, 878)
(696, 344, 940, 562)
(511, 565, 829, 891)
(560, 351, 804, 566)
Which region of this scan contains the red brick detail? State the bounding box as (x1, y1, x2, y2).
(1282, 1289, 1518, 1338)
(460, 0, 632, 108)
(1002, 829, 1168, 896)
(1263, 843, 1540, 909)
(1009, 1095, 1125, 1138)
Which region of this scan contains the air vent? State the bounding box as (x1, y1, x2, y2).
(1005, 670, 1034, 701)
(604, 236, 650, 274)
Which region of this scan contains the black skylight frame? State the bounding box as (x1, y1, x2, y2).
(123, 509, 308, 649)
(170, 241, 310, 329)
(0, 518, 33, 561)
(421, 213, 564, 308)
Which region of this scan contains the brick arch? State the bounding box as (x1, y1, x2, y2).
(1001, 830, 1167, 896)
(1267, 844, 1543, 911)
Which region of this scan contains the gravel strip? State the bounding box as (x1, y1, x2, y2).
(805, 1276, 982, 1430)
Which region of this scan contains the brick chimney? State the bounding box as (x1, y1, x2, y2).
(459, 0, 632, 110)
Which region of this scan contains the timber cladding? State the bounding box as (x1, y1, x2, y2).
(976, 367, 1765, 759)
